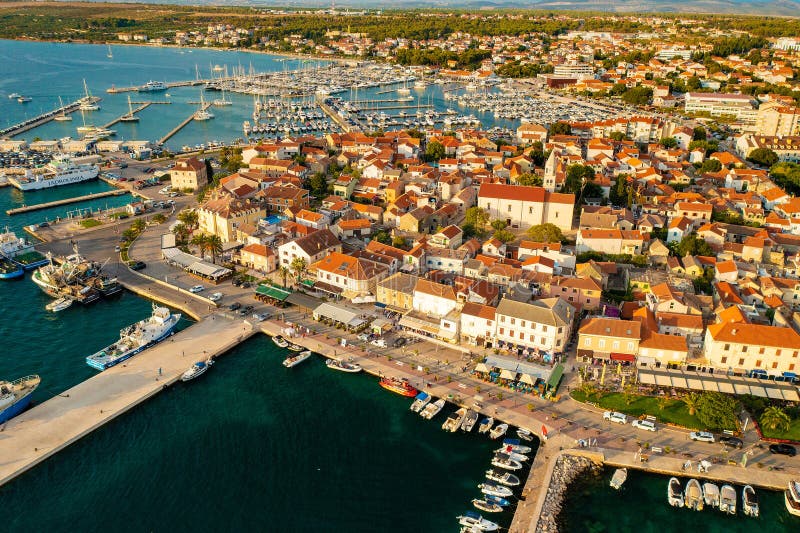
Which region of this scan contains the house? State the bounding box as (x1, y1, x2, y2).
(667, 216, 692, 244)
(428, 225, 464, 249)
(704, 320, 800, 377)
(576, 229, 645, 255)
(478, 183, 574, 231)
(460, 302, 497, 347)
(376, 272, 418, 311)
(424, 247, 470, 275)
(239, 243, 276, 273)
(311, 251, 389, 298)
(547, 276, 602, 311)
(495, 297, 575, 354)
(277, 228, 342, 268)
(259, 185, 310, 212)
(294, 209, 330, 230)
(412, 278, 459, 317)
(197, 194, 266, 243)
(170, 157, 208, 191)
(633, 307, 690, 367)
(577, 317, 641, 363)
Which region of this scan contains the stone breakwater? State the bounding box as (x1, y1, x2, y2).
(536, 454, 602, 533)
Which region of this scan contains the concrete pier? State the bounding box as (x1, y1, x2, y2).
(5, 189, 127, 215)
(158, 103, 212, 145)
(0, 317, 255, 488)
(102, 102, 152, 128)
(0, 97, 101, 138)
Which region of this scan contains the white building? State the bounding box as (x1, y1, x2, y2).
(553, 63, 595, 80)
(495, 297, 575, 354)
(684, 92, 757, 123)
(460, 302, 497, 347)
(478, 183, 574, 231)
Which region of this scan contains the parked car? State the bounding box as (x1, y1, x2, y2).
(392, 337, 406, 348)
(241, 281, 251, 288)
(128, 260, 146, 271)
(719, 436, 743, 449)
(228, 302, 242, 311)
(252, 312, 271, 322)
(357, 333, 370, 342)
(189, 285, 205, 293)
(769, 443, 797, 456)
(689, 431, 715, 443)
(603, 411, 627, 424)
(232, 278, 242, 287)
(114, 246, 121, 253)
(371, 338, 387, 348)
(631, 419, 656, 432)
(239, 305, 254, 316)
(209, 292, 223, 302)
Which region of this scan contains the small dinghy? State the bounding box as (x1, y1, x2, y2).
(472, 498, 503, 513)
(477, 417, 494, 434)
(409, 392, 431, 412)
(286, 342, 304, 352)
(489, 423, 508, 439)
(271, 335, 288, 348)
(610, 468, 627, 490)
(485, 469, 520, 487)
(516, 427, 534, 441)
(325, 358, 362, 373)
(283, 350, 312, 368)
(491, 453, 523, 471)
(668, 477, 684, 508)
(46, 297, 73, 312)
(420, 398, 445, 419)
(479, 481, 513, 498)
(501, 438, 532, 454)
(703, 482, 720, 508)
(493, 447, 529, 462)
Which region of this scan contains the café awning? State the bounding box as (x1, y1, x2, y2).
(610, 352, 635, 362)
(519, 373, 536, 385)
(499, 369, 517, 380)
(637, 368, 800, 402)
(474, 363, 489, 373)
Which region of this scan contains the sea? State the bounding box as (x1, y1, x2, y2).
(0, 40, 797, 532)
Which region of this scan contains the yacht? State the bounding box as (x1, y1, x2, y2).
(420, 397, 445, 419)
(478, 482, 513, 499)
(286, 342, 304, 352)
(785, 480, 800, 517)
(193, 93, 214, 121)
(720, 484, 736, 515)
(120, 95, 139, 122)
(477, 417, 494, 434)
(501, 439, 532, 454)
(493, 447, 528, 463)
(610, 468, 627, 490)
(685, 479, 704, 511)
(489, 423, 508, 440)
(8, 92, 20, 99)
(461, 409, 479, 432)
(703, 482, 720, 508)
(325, 358, 362, 373)
(282, 350, 312, 368)
(53, 96, 72, 121)
(667, 477, 684, 508)
(271, 335, 288, 348)
(46, 297, 73, 312)
(491, 453, 523, 471)
(138, 80, 168, 92)
(471, 499, 503, 514)
(79, 80, 99, 111)
(742, 485, 759, 517)
(181, 359, 213, 381)
(457, 511, 499, 532)
(409, 392, 431, 412)
(17, 96, 32, 103)
(485, 469, 520, 487)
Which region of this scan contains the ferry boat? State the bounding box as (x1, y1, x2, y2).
(0, 375, 40, 423)
(420, 397, 445, 419)
(471, 498, 503, 514)
(85, 305, 181, 370)
(182, 359, 213, 381)
(485, 469, 520, 487)
(703, 483, 720, 508)
(489, 423, 508, 440)
(457, 511, 499, 532)
(785, 480, 800, 516)
(409, 392, 431, 412)
(479, 481, 513, 499)
(378, 377, 418, 397)
(742, 485, 759, 517)
(477, 417, 494, 434)
(17, 96, 32, 103)
(138, 80, 168, 92)
(668, 477, 684, 508)
(720, 484, 736, 515)
(8, 157, 99, 191)
(685, 479, 704, 511)
(282, 350, 312, 368)
(325, 358, 362, 373)
(271, 335, 289, 348)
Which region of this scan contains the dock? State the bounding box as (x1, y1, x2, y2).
(0, 97, 101, 138)
(316, 95, 356, 133)
(158, 103, 212, 145)
(102, 102, 152, 128)
(106, 77, 237, 94)
(0, 317, 255, 488)
(5, 189, 127, 215)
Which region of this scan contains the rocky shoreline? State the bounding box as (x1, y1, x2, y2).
(536, 454, 602, 533)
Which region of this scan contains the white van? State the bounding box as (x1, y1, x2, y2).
(603, 411, 628, 424)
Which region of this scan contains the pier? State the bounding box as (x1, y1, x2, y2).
(5, 189, 127, 215)
(106, 77, 238, 94)
(0, 97, 101, 138)
(316, 95, 357, 133)
(158, 103, 212, 145)
(102, 102, 153, 129)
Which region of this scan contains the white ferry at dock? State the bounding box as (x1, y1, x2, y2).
(7, 156, 99, 191)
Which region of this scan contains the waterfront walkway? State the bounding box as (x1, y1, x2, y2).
(0, 316, 254, 487)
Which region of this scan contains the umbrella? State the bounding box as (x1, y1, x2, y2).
(600, 362, 607, 386)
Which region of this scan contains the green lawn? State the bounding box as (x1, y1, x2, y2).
(79, 218, 102, 228)
(571, 390, 722, 430)
(758, 418, 800, 441)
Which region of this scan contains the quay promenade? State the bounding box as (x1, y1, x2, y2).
(0, 316, 254, 488)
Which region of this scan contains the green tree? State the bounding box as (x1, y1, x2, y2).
(517, 172, 543, 187)
(177, 209, 199, 229)
(493, 228, 515, 243)
(549, 122, 572, 136)
(373, 230, 391, 245)
(564, 164, 595, 195)
(309, 172, 329, 197)
(172, 222, 190, 245)
(464, 206, 490, 230)
(290, 256, 307, 283)
(609, 131, 626, 141)
(692, 126, 707, 141)
(660, 137, 678, 149)
(206, 234, 223, 263)
(278, 266, 290, 289)
(697, 159, 722, 174)
(392, 236, 407, 249)
(622, 86, 653, 105)
(696, 392, 739, 431)
(490, 219, 508, 232)
(425, 140, 445, 162)
(131, 218, 146, 233)
(746, 148, 778, 167)
(681, 392, 701, 416)
(760, 406, 791, 433)
(676, 234, 713, 257)
(190, 233, 209, 257)
(526, 223, 563, 243)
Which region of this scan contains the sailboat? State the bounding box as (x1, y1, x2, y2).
(76, 109, 96, 134)
(53, 96, 72, 122)
(107, 44, 113, 59)
(397, 77, 411, 95)
(193, 92, 214, 121)
(120, 95, 139, 122)
(79, 79, 99, 111)
(212, 88, 232, 107)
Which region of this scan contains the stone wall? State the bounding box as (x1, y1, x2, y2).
(535, 454, 602, 533)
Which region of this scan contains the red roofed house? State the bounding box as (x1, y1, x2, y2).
(239, 243, 276, 273)
(478, 183, 574, 230)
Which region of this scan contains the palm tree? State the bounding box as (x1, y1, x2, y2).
(177, 209, 199, 230)
(681, 392, 701, 416)
(206, 234, 223, 263)
(131, 218, 146, 234)
(190, 234, 209, 258)
(657, 395, 670, 412)
(278, 266, 290, 289)
(290, 256, 307, 284)
(760, 406, 791, 433)
(172, 223, 190, 245)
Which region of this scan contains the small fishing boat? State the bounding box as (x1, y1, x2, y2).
(457, 511, 499, 531)
(489, 423, 508, 440)
(501, 439, 532, 454)
(516, 428, 534, 441)
(492, 453, 523, 471)
(703, 482, 720, 508)
(785, 480, 800, 517)
(494, 447, 528, 462)
(484, 495, 510, 507)
(668, 477, 684, 508)
(479, 481, 513, 498)
(409, 392, 431, 412)
(461, 409, 479, 432)
(610, 468, 627, 490)
(742, 485, 759, 517)
(685, 479, 704, 511)
(325, 358, 362, 373)
(282, 350, 312, 368)
(477, 417, 494, 434)
(46, 296, 73, 312)
(485, 469, 520, 487)
(379, 377, 418, 397)
(181, 358, 213, 381)
(272, 335, 288, 348)
(720, 484, 736, 515)
(420, 398, 445, 419)
(472, 498, 503, 514)
(287, 342, 304, 352)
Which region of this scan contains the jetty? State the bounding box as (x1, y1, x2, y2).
(106, 77, 237, 94)
(316, 95, 357, 133)
(0, 97, 101, 138)
(102, 102, 153, 128)
(0, 317, 255, 488)
(158, 103, 212, 145)
(5, 189, 127, 215)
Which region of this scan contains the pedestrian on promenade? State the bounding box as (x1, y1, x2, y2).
(158, 367, 162, 376)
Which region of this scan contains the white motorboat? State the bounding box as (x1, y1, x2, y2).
(457, 511, 499, 532)
(485, 469, 520, 487)
(685, 479, 704, 511)
(610, 468, 627, 490)
(271, 335, 289, 348)
(491, 453, 523, 471)
(420, 398, 445, 419)
(443, 407, 467, 432)
(283, 350, 312, 368)
(742, 485, 759, 517)
(501, 439, 532, 454)
(489, 423, 508, 440)
(325, 358, 362, 373)
(471, 498, 503, 514)
(477, 417, 494, 434)
(493, 447, 528, 462)
(46, 297, 73, 312)
(479, 481, 513, 498)
(668, 477, 684, 508)
(516, 428, 534, 441)
(785, 480, 800, 516)
(720, 484, 736, 515)
(703, 482, 720, 508)
(286, 342, 304, 352)
(8, 93, 20, 99)
(461, 409, 479, 432)
(181, 358, 213, 381)
(409, 392, 431, 412)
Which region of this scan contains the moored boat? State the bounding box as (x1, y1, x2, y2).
(443, 407, 468, 432)
(46, 296, 73, 312)
(501, 439, 532, 454)
(287, 342, 304, 352)
(742, 485, 759, 518)
(685, 479, 704, 511)
(484, 495, 510, 507)
(516, 428, 534, 441)
(703, 482, 720, 508)
(325, 358, 362, 373)
(494, 447, 528, 462)
(489, 423, 508, 440)
(785, 480, 800, 516)
(409, 392, 431, 412)
(472, 498, 503, 514)
(379, 377, 418, 397)
(479, 481, 513, 498)
(485, 469, 520, 487)
(610, 468, 627, 490)
(0, 257, 23, 279)
(492, 453, 523, 471)
(420, 397, 445, 419)
(283, 350, 312, 368)
(181, 359, 213, 381)
(457, 511, 499, 531)
(720, 484, 736, 515)
(271, 335, 289, 348)
(0, 375, 40, 423)
(461, 409, 479, 432)
(477, 417, 494, 434)
(668, 477, 684, 508)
